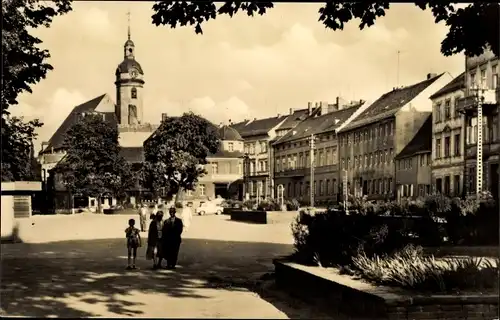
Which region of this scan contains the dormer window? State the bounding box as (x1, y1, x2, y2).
(228, 142, 234, 152)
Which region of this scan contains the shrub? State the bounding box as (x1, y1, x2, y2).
(242, 199, 257, 210)
(257, 198, 281, 211)
(352, 245, 499, 293)
(285, 198, 300, 211)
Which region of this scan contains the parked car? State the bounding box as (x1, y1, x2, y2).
(195, 202, 223, 216)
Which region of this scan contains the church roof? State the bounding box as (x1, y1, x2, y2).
(40, 94, 118, 154)
(218, 125, 243, 141)
(116, 58, 144, 75)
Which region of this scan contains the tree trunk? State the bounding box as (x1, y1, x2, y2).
(97, 196, 102, 214)
(174, 188, 182, 204)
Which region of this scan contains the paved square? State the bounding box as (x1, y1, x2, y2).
(1, 213, 333, 318)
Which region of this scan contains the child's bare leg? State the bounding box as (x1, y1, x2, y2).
(132, 247, 137, 267)
(127, 247, 132, 267)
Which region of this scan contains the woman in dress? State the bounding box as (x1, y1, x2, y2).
(147, 211, 164, 269)
(181, 202, 193, 232)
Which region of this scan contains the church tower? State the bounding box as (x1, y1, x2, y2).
(115, 12, 144, 125)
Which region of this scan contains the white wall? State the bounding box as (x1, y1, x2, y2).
(1, 196, 14, 238)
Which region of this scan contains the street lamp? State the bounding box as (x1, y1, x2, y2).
(242, 153, 250, 201)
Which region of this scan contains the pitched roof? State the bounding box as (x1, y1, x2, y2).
(274, 103, 364, 145)
(276, 108, 313, 131)
(395, 115, 432, 160)
(236, 115, 287, 138)
(429, 72, 465, 100)
(40, 94, 109, 154)
(230, 120, 249, 133)
(342, 74, 443, 132)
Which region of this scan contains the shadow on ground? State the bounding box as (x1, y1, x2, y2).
(1, 238, 304, 318)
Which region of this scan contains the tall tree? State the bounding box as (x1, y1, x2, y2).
(143, 112, 220, 201)
(151, 2, 499, 57)
(56, 113, 133, 212)
(2, 0, 72, 181)
(1, 117, 42, 181)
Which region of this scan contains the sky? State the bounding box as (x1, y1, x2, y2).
(12, 2, 465, 153)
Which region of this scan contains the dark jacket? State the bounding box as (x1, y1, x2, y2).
(161, 216, 183, 245)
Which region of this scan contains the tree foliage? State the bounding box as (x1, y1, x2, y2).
(56, 113, 134, 203)
(142, 112, 220, 198)
(1, 116, 42, 182)
(151, 1, 499, 57)
(2, 0, 71, 181)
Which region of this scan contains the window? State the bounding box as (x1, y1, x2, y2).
(319, 150, 324, 166)
(454, 134, 461, 156)
(389, 149, 393, 162)
(470, 72, 477, 88)
(435, 178, 442, 194)
(492, 65, 498, 89)
(454, 175, 460, 196)
(249, 144, 255, 154)
(444, 136, 451, 158)
(435, 103, 442, 122)
(420, 154, 425, 166)
(444, 176, 451, 195)
(228, 142, 234, 152)
(480, 69, 487, 88)
(444, 100, 451, 119)
(319, 180, 324, 196)
(436, 138, 442, 158)
(238, 163, 242, 175)
(211, 162, 218, 174)
(454, 96, 461, 118)
(131, 87, 137, 99)
(199, 184, 206, 196)
(260, 141, 267, 153)
(186, 190, 192, 196)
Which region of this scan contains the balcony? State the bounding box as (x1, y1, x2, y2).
(465, 141, 500, 160)
(457, 89, 499, 116)
(274, 168, 307, 178)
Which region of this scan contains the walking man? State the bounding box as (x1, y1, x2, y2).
(161, 206, 184, 269)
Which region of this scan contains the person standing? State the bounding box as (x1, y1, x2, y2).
(161, 207, 184, 269)
(150, 203, 159, 220)
(181, 202, 193, 232)
(125, 218, 141, 270)
(148, 211, 164, 269)
(138, 204, 148, 232)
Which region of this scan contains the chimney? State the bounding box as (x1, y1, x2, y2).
(427, 73, 438, 80)
(161, 113, 168, 122)
(320, 101, 329, 116)
(307, 102, 312, 115)
(289, 108, 294, 115)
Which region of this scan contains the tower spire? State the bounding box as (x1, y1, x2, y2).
(127, 10, 131, 40)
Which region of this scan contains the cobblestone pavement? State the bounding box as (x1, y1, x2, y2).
(1, 213, 333, 318)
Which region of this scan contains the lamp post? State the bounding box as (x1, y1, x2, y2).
(242, 153, 250, 201)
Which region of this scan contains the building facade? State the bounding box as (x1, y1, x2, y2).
(395, 116, 432, 199)
(182, 125, 244, 205)
(337, 73, 452, 200)
(430, 73, 466, 196)
(232, 115, 288, 200)
(272, 99, 365, 205)
(458, 49, 499, 199)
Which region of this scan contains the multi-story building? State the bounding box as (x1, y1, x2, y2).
(232, 115, 288, 200)
(337, 73, 452, 200)
(429, 72, 466, 196)
(272, 99, 366, 205)
(182, 125, 244, 205)
(395, 115, 432, 199)
(457, 49, 499, 199)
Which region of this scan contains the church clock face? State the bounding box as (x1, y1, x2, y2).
(129, 68, 138, 79)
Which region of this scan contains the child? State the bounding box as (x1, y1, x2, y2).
(125, 218, 141, 270)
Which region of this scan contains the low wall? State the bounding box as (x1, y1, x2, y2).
(230, 210, 267, 224)
(274, 260, 499, 320)
(1, 196, 15, 239)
